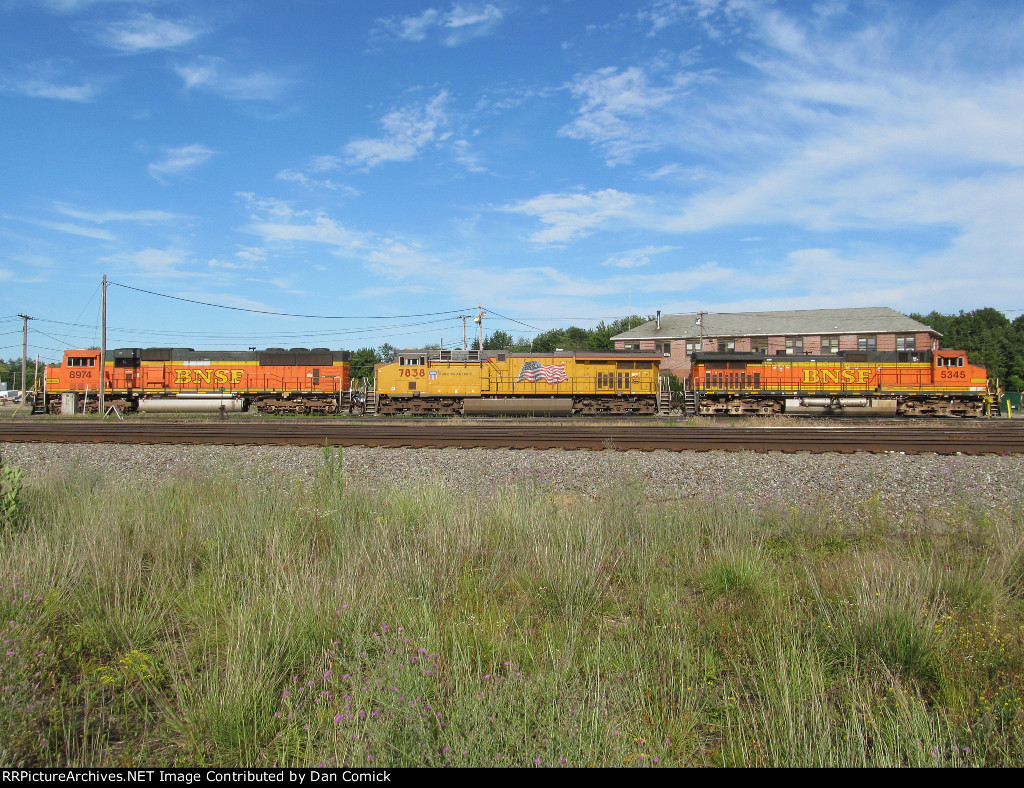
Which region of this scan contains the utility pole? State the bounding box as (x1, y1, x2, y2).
(99, 274, 107, 415)
(17, 314, 33, 402)
(473, 304, 486, 353)
(457, 315, 470, 351)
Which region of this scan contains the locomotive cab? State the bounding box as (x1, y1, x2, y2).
(934, 350, 967, 368)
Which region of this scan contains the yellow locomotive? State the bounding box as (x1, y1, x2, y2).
(373, 348, 667, 415)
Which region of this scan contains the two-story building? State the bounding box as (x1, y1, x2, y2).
(612, 307, 940, 378)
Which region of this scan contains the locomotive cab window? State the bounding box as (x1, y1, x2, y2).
(937, 356, 965, 367)
(399, 354, 426, 366)
(67, 357, 96, 367)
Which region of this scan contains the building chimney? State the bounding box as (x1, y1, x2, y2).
(656, 310, 661, 330)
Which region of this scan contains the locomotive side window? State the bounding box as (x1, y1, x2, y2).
(68, 357, 96, 367)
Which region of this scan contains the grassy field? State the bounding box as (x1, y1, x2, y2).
(0, 447, 1022, 767)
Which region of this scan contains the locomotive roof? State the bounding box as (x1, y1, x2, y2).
(415, 349, 661, 361)
(692, 349, 935, 363)
(612, 307, 939, 341)
(111, 347, 350, 362)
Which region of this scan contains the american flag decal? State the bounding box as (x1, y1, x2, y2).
(516, 360, 568, 384)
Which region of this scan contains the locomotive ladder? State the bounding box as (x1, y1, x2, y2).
(363, 388, 378, 416)
(657, 375, 673, 415)
(682, 389, 699, 417)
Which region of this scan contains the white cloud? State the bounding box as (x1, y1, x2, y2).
(234, 246, 268, 262)
(344, 91, 451, 169)
(276, 157, 359, 193)
(237, 193, 299, 220)
(559, 66, 697, 165)
(98, 246, 195, 278)
(52, 203, 180, 224)
(602, 245, 678, 268)
(0, 60, 98, 101)
(147, 144, 216, 182)
(309, 155, 342, 172)
(174, 56, 290, 101)
(377, 3, 506, 46)
(9, 217, 116, 240)
(246, 216, 367, 251)
(502, 189, 638, 244)
(276, 169, 355, 193)
(452, 139, 486, 173)
(99, 13, 205, 52)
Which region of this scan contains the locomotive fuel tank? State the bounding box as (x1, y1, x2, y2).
(138, 395, 246, 413)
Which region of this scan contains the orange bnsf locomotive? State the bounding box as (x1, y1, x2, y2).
(688, 347, 992, 417)
(41, 347, 350, 415)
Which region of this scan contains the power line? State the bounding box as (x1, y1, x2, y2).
(109, 281, 473, 320)
(481, 307, 542, 333)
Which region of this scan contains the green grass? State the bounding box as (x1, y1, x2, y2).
(0, 454, 1022, 767)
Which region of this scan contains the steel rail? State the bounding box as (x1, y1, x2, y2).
(2, 422, 1023, 454)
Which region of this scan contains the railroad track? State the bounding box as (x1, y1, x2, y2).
(2, 422, 1023, 454)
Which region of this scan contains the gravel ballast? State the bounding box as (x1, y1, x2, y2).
(2, 442, 1022, 519)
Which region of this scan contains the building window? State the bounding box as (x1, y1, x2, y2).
(785, 337, 804, 355)
(623, 343, 640, 351)
(821, 336, 840, 354)
(655, 342, 671, 357)
(685, 340, 700, 355)
(895, 335, 916, 351)
(857, 336, 877, 351)
(722, 340, 736, 353)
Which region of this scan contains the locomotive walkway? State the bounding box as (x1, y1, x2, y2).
(1, 421, 1023, 454)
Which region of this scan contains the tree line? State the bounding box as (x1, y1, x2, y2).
(910, 308, 1024, 392)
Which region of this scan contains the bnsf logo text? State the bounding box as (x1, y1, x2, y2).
(801, 369, 873, 385)
(173, 369, 245, 385)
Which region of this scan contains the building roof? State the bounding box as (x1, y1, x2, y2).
(612, 307, 939, 341)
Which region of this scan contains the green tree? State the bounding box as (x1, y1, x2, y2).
(483, 330, 514, 350)
(912, 308, 1023, 390)
(349, 348, 382, 383)
(377, 343, 396, 364)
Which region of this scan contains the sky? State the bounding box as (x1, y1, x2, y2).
(2, 0, 1023, 361)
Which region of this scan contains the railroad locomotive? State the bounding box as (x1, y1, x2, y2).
(689, 347, 992, 417)
(38, 342, 994, 417)
(41, 347, 350, 415)
(373, 348, 665, 415)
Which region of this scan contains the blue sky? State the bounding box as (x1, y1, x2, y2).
(2, 0, 1022, 359)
